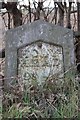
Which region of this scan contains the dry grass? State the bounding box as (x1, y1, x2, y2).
(1, 70, 78, 119)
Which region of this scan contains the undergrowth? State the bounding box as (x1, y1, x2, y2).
(2, 71, 78, 119)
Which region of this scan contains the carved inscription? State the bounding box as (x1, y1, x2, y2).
(18, 42, 63, 86)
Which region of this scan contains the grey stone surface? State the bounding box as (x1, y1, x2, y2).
(5, 20, 75, 85)
(18, 42, 63, 86)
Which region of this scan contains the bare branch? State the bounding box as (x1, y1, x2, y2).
(28, 0, 31, 22)
(55, 2, 64, 12)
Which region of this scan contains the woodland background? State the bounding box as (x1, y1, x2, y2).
(0, 0, 80, 118)
(0, 0, 80, 71)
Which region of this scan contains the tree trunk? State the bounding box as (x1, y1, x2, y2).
(66, 2, 72, 29)
(12, 8, 22, 28)
(4, 2, 22, 28)
(57, 2, 64, 26)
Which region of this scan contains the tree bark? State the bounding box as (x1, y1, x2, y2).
(66, 2, 72, 29)
(2, 2, 22, 28)
(57, 2, 64, 26)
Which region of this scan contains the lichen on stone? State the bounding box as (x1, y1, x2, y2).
(18, 42, 63, 87)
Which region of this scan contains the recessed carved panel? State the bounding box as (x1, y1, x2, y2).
(18, 42, 63, 87)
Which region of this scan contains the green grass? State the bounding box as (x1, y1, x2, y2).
(2, 70, 78, 119)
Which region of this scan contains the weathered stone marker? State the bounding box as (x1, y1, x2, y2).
(18, 42, 63, 87)
(5, 20, 75, 87)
